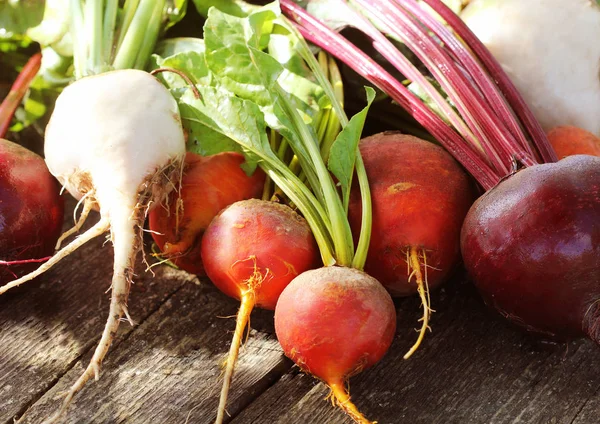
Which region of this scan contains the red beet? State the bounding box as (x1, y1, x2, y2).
(275, 266, 396, 423)
(0, 139, 64, 284)
(348, 133, 474, 357)
(201, 199, 319, 423)
(461, 155, 600, 342)
(149, 151, 265, 275)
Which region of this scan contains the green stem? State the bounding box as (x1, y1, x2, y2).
(133, 0, 165, 69)
(267, 168, 336, 266)
(113, 0, 156, 69)
(116, 0, 140, 51)
(262, 129, 279, 200)
(283, 20, 373, 268)
(103, 0, 119, 62)
(276, 137, 289, 161)
(70, 0, 86, 79)
(320, 108, 340, 163)
(85, 0, 103, 72)
(275, 84, 354, 266)
(351, 154, 371, 270)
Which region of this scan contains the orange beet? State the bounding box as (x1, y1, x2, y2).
(201, 199, 319, 422)
(547, 125, 600, 159)
(348, 133, 474, 358)
(275, 266, 396, 423)
(349, 133, 475, 296)
(148, 151, 265, 275)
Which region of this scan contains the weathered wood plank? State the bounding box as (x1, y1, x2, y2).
(232, 277, 600, 424)
(0, 203, 194, 424)
(17, 279, 292, 423)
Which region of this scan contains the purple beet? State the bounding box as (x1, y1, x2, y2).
(461, 155, 600, 342)
(0, 139, 64, 284)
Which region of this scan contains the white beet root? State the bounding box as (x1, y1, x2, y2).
(461, 0, 600, 136)
(0, 69, 186, 422)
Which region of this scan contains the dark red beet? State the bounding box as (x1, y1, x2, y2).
(0, 139, 64, 283)
(461, 155, 600, 342)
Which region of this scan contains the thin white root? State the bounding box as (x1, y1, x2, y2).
(41, 212, 138, 424)
(56, 197, 96, 250)
(216, 293, 255, 424)
(0, 219, 110, 295)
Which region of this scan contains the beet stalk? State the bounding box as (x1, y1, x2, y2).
(281, 0, 600, 344)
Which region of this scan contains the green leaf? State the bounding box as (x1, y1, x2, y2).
(327, 86, 375, 209)
(154, 37, 205, 57)
(191, 0, 262, 18)
(203, 7, 282, 106)
(149, 50, 211, 88)
(164, 0, 189, 29)
(178, 85, 277, 171)
(0, 0, 45, 38)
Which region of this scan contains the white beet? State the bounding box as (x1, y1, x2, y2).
(0, 69, 186, 422)
(461, 0, 600, 136)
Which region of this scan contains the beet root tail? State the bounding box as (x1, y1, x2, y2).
(404, 246, 433, 360)
(216, 292, 255, 424)
(328, 380, 375, 424)
(41, 211, 140, 424)
(0, 218, 110, 295)
(56, 195, 96, 250)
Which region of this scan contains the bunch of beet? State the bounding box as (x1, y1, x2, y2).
(8, 1, 600, 424)
(282, 0, 600, 349)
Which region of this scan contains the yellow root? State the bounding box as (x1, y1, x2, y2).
(403, 246, 433, 360)
(215, 293, 255, 424)
(216, 258, 266, 424)
(329, 380, 376, 424)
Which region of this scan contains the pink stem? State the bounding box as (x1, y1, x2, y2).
(0, 53, 42, 139)
(420, 0, 557, 163)
(281, 0, 499, 190)
(0, 256, 52, 266)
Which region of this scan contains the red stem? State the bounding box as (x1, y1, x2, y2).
(359, 0, 535, 173)
(396, 0, 538, 163)
(0, 256, 52, 266)
(0, 53, 42, 139)
(420, 0, 557, 163)
(281, 0, 499, 189)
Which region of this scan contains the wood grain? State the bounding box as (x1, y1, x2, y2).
(232, 278, 600, 424)
(0, 203, 193, 424)
(18, 280, 291, 424)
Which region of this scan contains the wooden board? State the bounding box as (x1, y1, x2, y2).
(0, 138, 599, 424)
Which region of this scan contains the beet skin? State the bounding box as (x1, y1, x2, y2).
(0, 139, 64, 284)
(349, 133, 475, 296)
(149, 152, 265, 276)
(461, 155, 600, 342)
(201, 199, 319, 310)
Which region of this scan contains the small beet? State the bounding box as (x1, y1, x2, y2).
(201, 199, 319, 423)
(461, 155, 600, 342)
(275, 266, 396, 423)
(149, 151, 265, 275)
(0, 139, 64, 283)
